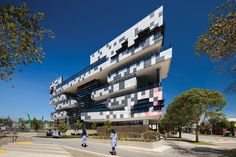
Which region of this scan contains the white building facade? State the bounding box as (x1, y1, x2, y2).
(50, 6, 172, 127)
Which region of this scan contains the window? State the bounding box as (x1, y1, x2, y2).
(150, 12, 154, 18)
(119, 36, 125, 43)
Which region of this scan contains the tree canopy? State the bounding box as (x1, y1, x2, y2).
(0, 2, 54, 81)
(208, 112, 230, 130)
(0, 117, 13, 127)
(163, 88, 226, 142)
(91, 122, 97, 130)
(104, 120, 112, 133)
(162, 95, 193, 138)
(195, 0, 236, 94)
(74, 119, 83, 130)
(31, 118, 42, 132)
(58, 123, 69, 134)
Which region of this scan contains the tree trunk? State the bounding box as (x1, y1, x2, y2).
(178, 128, 182, 138)
(196, 124, 199, 142)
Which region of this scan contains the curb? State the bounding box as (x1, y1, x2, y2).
(63, 146, 121, 157)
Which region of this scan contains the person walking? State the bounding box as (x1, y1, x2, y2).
(110, 129, 117, 155)
(81, 128, 87, 147)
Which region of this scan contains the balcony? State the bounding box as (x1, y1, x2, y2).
(91, 77, 137, 100)
(106, 84, 163, 110)
(81, 110, 128, 122)
(56, 56, 107, 89)
(108, 47, 172, 83)
(55, 99, 78, 110)
(81, 110, 162, 122)
(52, 35, 163, 96)
(50, 94, 67, 105)
(51, 111, 68, 120)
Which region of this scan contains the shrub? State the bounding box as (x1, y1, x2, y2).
(58, 124, 69, 134)
(143, 131, 160, 140)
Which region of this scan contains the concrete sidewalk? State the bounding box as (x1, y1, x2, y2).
(33, 137, 230, 157)
(180, 133, 236, 149)
(33, 137, 178, 157)
(0, 142, 72, 157)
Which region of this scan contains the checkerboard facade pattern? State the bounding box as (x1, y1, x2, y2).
(50, 6, 172, 125)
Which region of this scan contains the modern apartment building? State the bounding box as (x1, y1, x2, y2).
(50, 6, 172, 129)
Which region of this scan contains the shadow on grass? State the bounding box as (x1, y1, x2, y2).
(167, 136, 216, 146)
(166, 139, 225, 157)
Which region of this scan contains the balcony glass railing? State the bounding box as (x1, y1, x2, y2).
(107, 82, 161, 100)
(108, 51, 161, 82)
(56, 56, 107, 89)
(51, 111, 68, 119)
(110, 35, 162, 64)
(55, 35, 163, 91)
(108, 46, 171, 83)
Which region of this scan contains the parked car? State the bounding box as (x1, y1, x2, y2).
(52, 129, 61, 138)
(46, 129, 53, 136)
(224, 131, 232, 137)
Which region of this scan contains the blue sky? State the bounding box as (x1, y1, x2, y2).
(0, 0, 235, 120)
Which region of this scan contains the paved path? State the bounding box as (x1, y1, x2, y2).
(181, 133, 236, 149)
(32, 137, 233, 157)
(33, 137, 179, 157)
(1, 135, 235, 157)
(0, 142, 72, 157)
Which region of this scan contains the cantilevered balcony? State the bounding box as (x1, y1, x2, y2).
(55, 99, 78, 110)
(91, 77, 137, 100)
(51, 35, 163, 96)
(108, 48, 172, 83)
(50, 94, 67, 105)
(51, 111, 68, 120)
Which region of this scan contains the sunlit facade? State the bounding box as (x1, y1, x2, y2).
(50, 6, 172, 129)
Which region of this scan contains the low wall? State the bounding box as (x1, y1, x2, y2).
(97, 125, 149, 134)
(87, 138, 163, 149)
(17, 132, 46, 137)
(65, 129, 97, 136)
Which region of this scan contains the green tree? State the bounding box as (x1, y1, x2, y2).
(0, 2, 54, 81)
(179, 88, 226, 142)
(195, 0, 236, 94)
(18, 118, 26, 131)
(48, 121, 54, 129)
(0, 117, 13, 128)
(31, 118, 42, 132)
(74, 120, 83, 130)
(58, 123, 69, 135)
(163, 95, 194, 138)
(229, 121, 236, 136)
(91, 122, 97, 130)
(104, 120, 112, 134)
(159, 114, 175, 133)
(208, 112, 230, 134)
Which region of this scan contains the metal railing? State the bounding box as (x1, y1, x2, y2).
(56, 56, 107, 89)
